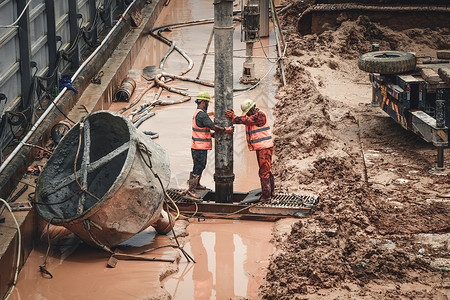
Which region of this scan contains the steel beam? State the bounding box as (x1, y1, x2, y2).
(45, 0, 58, 77)
(68, 0, 80, 71)
(17, 0, 32, 114)
(259, 0, 269, 37)
(88, 0, 98, 43)
(102, 0, 113, 28)
(214, 0, 234, 203)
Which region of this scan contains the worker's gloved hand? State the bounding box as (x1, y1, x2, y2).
(224, 126, 234, 134)
(225, 109, 236, 120)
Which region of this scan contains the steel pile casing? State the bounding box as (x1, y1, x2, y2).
(35, 111, 170, 248)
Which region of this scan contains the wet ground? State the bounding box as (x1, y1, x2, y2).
(11, 219, 274, 300)
(8, 0, 282, 299)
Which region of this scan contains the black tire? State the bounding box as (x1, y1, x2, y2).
(358, 51, 416, 74)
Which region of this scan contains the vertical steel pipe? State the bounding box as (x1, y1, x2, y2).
(436, 90, 445, 169)
(17, 0, 32, 114)
(68, 0, 80, 70)
(259, 0, 269, 37)
(437, 147, 444, 169)
(45, 0, 58, 75)
(214, 0, 234, 203)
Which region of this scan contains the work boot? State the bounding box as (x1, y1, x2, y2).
(195, 174, 207, 190)
(186, 173, 201, 200)
(269, 174, 275, 197)
(258, 177, 272, 203)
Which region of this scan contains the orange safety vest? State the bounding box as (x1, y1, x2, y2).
(191, 108, 212, 150)
(245, 117, 273, 151)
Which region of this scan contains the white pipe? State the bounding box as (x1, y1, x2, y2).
(0, 0, 33, 28)
(0, 0, 137, 175)
(0, 198, 22, 300)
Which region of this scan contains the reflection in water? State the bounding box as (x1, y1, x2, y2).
(164, 219, 274, 299)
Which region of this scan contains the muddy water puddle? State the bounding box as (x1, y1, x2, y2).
(163, 219, 274, 299)
(10, 219, 274, 299)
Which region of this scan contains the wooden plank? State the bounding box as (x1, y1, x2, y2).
(437, 50, 450, 59)
(438, 67, 450, 84)
(421, 68, 441, 84)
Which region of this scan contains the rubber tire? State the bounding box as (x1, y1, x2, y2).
(358, 51, 416, 74)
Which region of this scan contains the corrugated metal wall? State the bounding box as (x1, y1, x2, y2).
(0, 0, 122, 156)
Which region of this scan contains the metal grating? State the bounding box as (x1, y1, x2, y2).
(166, 188, 318, 208)
(166, 188, 189, 202)
(166, 188, 212, 203)
(261, 193, 318, 208)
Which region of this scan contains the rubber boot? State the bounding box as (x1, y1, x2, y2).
(269, 174, 275, 197)
(258, 177, 272, 202)
(196, 174, 207, 190)
(186, 172, 201, 200)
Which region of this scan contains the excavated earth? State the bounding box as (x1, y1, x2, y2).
(259, 1, 450, 299)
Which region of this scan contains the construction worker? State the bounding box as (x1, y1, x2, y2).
(188, 91, 234, 200)
(225, 99, 274, 202)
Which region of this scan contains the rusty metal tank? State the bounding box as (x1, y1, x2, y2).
(35, 110, 171, 249)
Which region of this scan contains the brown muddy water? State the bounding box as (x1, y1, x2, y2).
(9, 0, 281, 298)
(10, 220, 274, 300)
(163, 220, 274, 299)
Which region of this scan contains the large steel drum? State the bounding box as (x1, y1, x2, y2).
(35, 111, 171, 249)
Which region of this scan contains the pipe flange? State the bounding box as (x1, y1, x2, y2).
(214, 174, 235, 183)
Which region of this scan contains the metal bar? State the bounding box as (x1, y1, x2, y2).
(437, 146, 444, 169)
(196, 27, 214, 80)
(68, 0, 80, 70)
(176, 202, 311, 219)
(56, 14, 69, 32)
(103, 0, 113, 28)
(31, 35, 47, 56)
(17, 0, 32, 114)
(88, 0, 98, 43)
(259, 0, 269, 37)
(214, 0, 234, 203)
(29, 3, 46, 22)
(0, 62, 20, 88)
(269, 0, 285, 85)
(77, 120, 91, 214)
(0, 28, 18, 49)
(45, 0, 58, 77)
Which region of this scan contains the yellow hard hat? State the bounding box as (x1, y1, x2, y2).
(196, 91, 212, 102)
(241, 99, 255, 115)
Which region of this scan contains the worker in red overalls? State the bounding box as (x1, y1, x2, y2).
(188, 91, 234, 200)
(225, 99, 274, 203)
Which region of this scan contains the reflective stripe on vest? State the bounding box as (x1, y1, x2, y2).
(245, 119, 273, 151)
(191, 108, 212, 150)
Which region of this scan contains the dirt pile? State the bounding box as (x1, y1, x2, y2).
(261, 2, 450, 299)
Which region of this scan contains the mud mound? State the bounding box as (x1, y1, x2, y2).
(284, 14, 450, 60)
(263, 1, 450, 299)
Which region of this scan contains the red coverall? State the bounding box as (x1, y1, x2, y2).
(232, 108, 274, 201)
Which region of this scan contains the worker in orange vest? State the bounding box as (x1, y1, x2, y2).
(188, 91, 234, 200)
(225, 99, 274, 203)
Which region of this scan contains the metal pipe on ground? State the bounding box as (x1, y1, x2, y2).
(214, 0, 234, 203)
(115, 77, 137, 102)
(119, 81, 155, 114)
